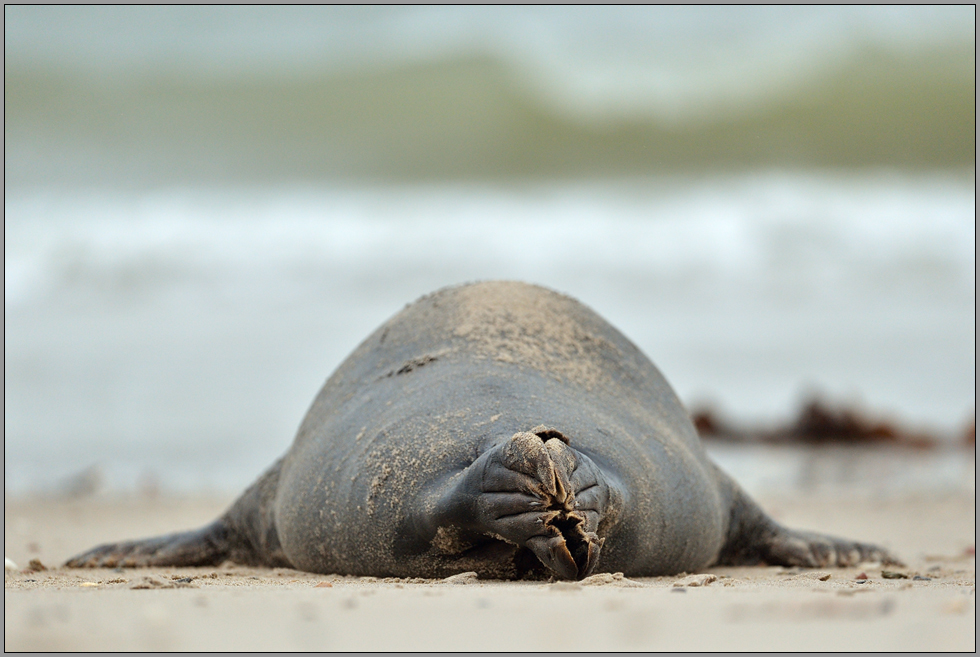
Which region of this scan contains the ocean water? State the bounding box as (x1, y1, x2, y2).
(4, 7, 976, 494)
(4, 173, 975, 494)
(4, 6, 975, 186)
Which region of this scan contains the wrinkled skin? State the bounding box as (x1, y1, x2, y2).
(66, 282, 900, 579)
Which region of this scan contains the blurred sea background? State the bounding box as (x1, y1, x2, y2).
(4, 6, 975, 496)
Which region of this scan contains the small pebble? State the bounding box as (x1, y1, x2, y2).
(795, 572, 831, 581)
(443, 571, 479, 584)
(580, 572, 644, 587)
(131, 576, 181, 590)
(314, 581, 333, 588)
(4, 557, 17, 572)
(673, 574, 717, 587)
(881, 571, 908, 579)
(27, 558, 47, 572)
(855, 572, 869, 580)
(913, 576, 932, 581)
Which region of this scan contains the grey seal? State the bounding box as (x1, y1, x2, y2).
(66, 281, 898, 579)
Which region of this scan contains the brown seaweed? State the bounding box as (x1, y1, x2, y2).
(691, 396, 972, 450)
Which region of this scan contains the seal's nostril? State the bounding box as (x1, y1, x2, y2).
(530, 425, 570, 444)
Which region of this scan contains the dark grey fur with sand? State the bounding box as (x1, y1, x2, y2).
(66, 281, 898, 579)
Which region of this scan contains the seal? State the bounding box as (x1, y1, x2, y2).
(65, 281, 899, 579)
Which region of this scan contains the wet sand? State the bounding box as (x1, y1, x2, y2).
(5, 488, 975, 651)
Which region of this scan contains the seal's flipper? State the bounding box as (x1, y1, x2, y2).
(65, 458, 292, 569)
(715, 476, 902, 568)
(749, 527, 902, 568)
(64, 521, 232, 568)
(421, 429, 610, 580)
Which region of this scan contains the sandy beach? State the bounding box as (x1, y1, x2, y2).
(5, 480, 974, 652)
(4, 9, 975, 653)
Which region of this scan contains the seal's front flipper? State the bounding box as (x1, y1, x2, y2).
(751, 527, 902, 568)
(422, 428, 610, 580)
(65, 458, 291, 569)
(716, 478, 902, 568)
(64, 521, 232, 568)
